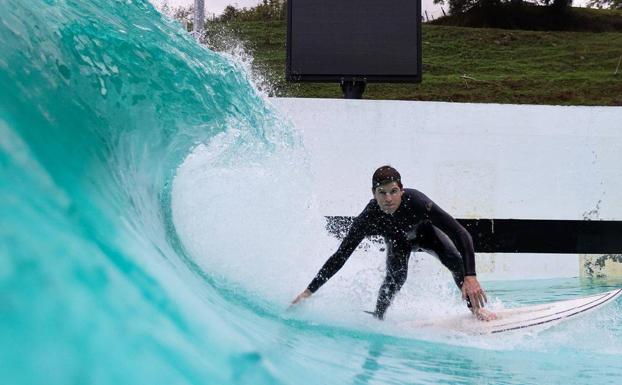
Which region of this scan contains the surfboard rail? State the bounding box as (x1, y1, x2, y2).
(402, 288, 622, 335)
(489, 288, 622, 334)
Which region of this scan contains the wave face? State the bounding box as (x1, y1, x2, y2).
(0, 1, 298, 383)
(2, 1, 622, 385)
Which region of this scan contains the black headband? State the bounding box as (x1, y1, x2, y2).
(372, 166, 402, 189)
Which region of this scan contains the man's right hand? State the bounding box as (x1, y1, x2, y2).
(291, 289, 312, 306)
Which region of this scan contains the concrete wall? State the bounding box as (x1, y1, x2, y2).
(270, 97, 622, 280)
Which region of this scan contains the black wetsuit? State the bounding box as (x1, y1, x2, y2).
(307, 188, 476, 319)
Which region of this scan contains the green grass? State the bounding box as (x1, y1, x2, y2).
(206, 16, 622, 105)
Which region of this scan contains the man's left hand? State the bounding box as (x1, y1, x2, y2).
(462, 275, 487, 308)
(462, 276, 497, 321)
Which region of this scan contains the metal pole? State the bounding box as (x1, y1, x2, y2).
(340, 80, 366, 99)
(194, 0, 205, 34)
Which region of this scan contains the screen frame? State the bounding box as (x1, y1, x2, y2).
(286, 0, 422, 83)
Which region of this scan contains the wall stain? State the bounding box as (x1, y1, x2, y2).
(582, 199, 602, 221)
(582, 254, 622, 277)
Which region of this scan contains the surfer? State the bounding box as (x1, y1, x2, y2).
(291, 165, 497, 321)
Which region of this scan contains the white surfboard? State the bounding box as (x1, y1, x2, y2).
(405, 288, 622, 335)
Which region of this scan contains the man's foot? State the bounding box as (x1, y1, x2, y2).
(472, 307, 497, 321)
(364, 310, 384, 320)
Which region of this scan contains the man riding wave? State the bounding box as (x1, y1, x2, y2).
(291, 165, 496, 321)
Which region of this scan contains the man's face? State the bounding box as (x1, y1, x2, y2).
(373, 181, 403, 214)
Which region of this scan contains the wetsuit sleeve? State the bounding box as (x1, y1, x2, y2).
(426, 201, 477, 276)
(306, 215, 369, 293)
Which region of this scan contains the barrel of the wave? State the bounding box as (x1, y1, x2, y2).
(0, 1, 296, 385)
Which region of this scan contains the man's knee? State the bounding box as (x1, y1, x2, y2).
(431, 228, 465, 273)
(393, 269, 408, 289)
(386, 259, 408, 286)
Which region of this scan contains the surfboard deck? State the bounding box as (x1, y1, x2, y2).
(403, 288, 622, 335)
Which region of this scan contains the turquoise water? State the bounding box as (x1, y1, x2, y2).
(1, 1, 621, 384)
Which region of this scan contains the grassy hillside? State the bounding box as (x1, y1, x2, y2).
(205, 18, 622, 105)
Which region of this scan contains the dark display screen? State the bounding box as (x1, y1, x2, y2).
(287, 0, 422, 82)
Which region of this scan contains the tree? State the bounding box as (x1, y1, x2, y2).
(433, 0, 503, 14)
(220, 5, 239, 22)
(587, 0, 622, 9)
(215, 0, 287, 22)
(434, 0, 575, 15)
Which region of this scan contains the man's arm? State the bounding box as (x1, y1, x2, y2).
(291, 216, 368, 305)
(426, 202, 476, 276)
(425, 199, 495, 318)
(306, 221, 367, 293)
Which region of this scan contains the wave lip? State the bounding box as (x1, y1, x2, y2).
(0, 0, 288, 384)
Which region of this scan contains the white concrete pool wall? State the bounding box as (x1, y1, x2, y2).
(270, 97, 622, 280)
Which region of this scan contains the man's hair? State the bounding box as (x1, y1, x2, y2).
(372, 165, 402, 190)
